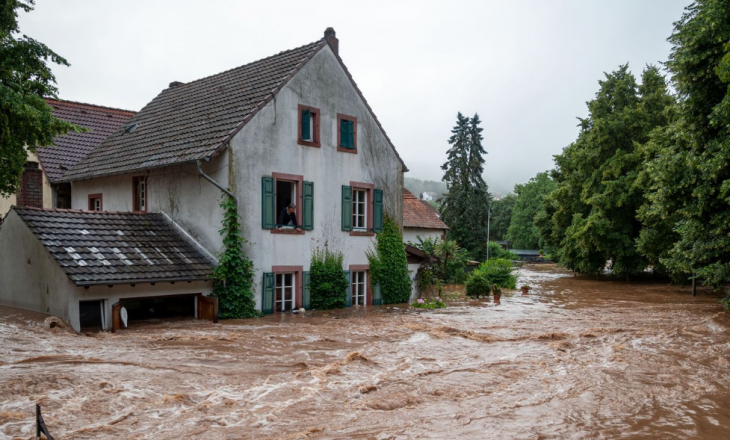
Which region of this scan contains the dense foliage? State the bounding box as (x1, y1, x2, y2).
(412, 237, 468, 292)
(0, 0, 82, 196)
(367, 216, 412, 304)
(211, 197, 260, 319)
(309, 248, 349, 310)
(487, 241, 518, 260)
(465, 271, 491, 298)
(440, 113, 492, 260)
(507, 172, 556, 250)
(477, 258, 517, 289)
(490, 193, 516, 241)
(535, 65, 674, 277)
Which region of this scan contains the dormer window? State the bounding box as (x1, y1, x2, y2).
(298, 105, 320, 148)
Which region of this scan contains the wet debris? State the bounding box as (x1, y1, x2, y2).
(359, 384, 378, 394)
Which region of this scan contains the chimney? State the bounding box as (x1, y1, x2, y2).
(324, 27, 338, 55)
(168, 81, 184, 88)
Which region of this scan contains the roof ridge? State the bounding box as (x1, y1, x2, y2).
(45, 98, 137, 116)
(13, 206, 151, 215)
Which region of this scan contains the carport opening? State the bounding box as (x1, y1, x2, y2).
(119, 294, 197, 328)
(79, 300, 105, 331)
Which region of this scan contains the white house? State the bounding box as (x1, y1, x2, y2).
(403, 189, 448, 244)
(0, 29, 407, 330)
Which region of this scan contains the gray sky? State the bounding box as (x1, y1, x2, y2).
(20, 0, 691, 196)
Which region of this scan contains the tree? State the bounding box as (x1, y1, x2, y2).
(0, 0, 81, 197)
(507, 172, 556, 249)
(640, 0, 730, 290)
(440, 113, 491, 259)
(537, 65, 673, 276)
(489, 193, 516, 241)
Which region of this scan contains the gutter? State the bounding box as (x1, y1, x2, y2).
(197, 156, 236, 205)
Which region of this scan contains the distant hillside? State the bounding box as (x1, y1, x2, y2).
(404, 177, 448, 199)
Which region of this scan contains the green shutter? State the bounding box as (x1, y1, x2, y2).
(303, 181, 314, 230)
(373, 282, 382, 306)
(262, 272, 275, 314)
(340, 119, 347, 147)
(302, 271, 311, 310)
(301, 109, 311, 141)
(341, 185, 352, 231)
(262, 176, 275, 229)
(373, 189, 383, 232)
(346, 120, 355, 149)
(344, 270, 351, 307)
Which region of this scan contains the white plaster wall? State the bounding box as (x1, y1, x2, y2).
(70, 158, 229, 254)
(230, 46, 405, 309)
(403, 228, 446, 245)
(70, 280, 213, 331)
(0, 211, 75, 319)
(408, 262, 421, 303)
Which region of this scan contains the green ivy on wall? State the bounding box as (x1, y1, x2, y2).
(367, 216, 412, 304)
(310, 248, 349, 309)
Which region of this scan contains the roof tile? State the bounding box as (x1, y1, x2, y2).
(403, 189, 448, 230)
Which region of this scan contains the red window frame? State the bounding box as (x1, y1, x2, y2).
(272, 265, 304, 313)
(271, 172, 304, 235)
(337, 113, 358, 153)
(349, 264, 371, 306)
(349, 181, 374, 236)
(298, 104, 321, 148)
(88, 193, 103, 211)
(132, 176, 147, 213)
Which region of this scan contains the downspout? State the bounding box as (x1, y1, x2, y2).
(197, 157, 236, 205)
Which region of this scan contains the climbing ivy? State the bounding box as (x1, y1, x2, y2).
(310, 248, 349, 310)
(211, 196, 261, 319)
(367, 216, 412, 304)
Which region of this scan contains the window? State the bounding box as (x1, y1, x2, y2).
(298, 104, 320, 148)
(276, 179, 297, 228)
(133, 176, 146, 212)
(351, 271, 367, 306)
(275, 273, 295, 312)
(337, 114, 358, 153)
(88, 194, 103, 211)
(352, 189, 367, 230)
(262, 173, 313, 232)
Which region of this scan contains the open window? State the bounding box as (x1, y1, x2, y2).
(298, 104, 321, 148)
(337, 113, 357, 153)
(133, 176, 147, 212)
(88, 194, 103, 211)
(262, 173, 313, 232)
(276, 179, 297, 227)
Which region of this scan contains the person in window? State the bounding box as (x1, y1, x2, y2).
(278, 203, 301, 231)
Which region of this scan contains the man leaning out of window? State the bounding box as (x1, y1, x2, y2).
(278, 203, 302, 231)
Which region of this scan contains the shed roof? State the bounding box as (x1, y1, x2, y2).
(13, 207, 215, 286)
(60, 31, 406, 181)
(403, 189, 448, 230)
(37, 99, 136, 182)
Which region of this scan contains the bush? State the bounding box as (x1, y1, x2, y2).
(411, 297, 447, 309)
(488, 241, 518, 260)
(310, 248, 349, 310)
(466, 271, 491, 298)
(412, 237, 469, 288)
(367, 216, 412, 304)
(477, 258, 517, 289)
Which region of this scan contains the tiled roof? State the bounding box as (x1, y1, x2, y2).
(37, 99, 136, 183)
(403, 189, 449, 230)
(13, 207, 215, 286)
(61, 32, 407, 181)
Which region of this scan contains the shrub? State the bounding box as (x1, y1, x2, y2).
(411, 297, 447, 309)
(310, 248, 349, 310)
(412, 237, 469, 288)
(367, 216, 412, 304)
(488, 241, 518, 260)
(477, 258, 518, 289)
(211, 196, 261, 319)
(466, 271, 491, 298)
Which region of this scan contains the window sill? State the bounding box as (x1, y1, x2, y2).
(349, 230, 374, 237)
(298, 139, 321, 148)
(270, 228, 306, 235)
(337, 146, 357, 154)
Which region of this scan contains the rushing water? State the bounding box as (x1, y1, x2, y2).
(1, 265, 730, 439)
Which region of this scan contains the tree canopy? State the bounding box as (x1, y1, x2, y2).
(489, 193, 516, 242)
(0, 0, 81, 197)
(507, 172, 555, 250)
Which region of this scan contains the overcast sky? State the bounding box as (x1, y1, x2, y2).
(20, 0, 691, 196)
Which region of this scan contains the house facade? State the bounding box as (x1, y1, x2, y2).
(0, 29, 407, 327)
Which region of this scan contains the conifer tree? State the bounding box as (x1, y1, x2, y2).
(440, 113, 491, 259)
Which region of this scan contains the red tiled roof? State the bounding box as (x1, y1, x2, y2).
(37, 99, 136, 183)
(61, 33, 407, 181)
(403, 189, 448, 230)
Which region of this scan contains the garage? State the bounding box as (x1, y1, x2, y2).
(112, 293, 217, 332)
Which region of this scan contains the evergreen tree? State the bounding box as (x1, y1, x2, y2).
(0, 0, 82, 196)
(440, 113, 491, 259)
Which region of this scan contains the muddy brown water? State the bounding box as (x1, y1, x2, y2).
(1, 265, 730, 439)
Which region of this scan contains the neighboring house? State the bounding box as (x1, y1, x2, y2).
(403, 189, 448, 244)
(0, 99, 136, 219)
(420, 191, 437, 202)
(0, 29, 407, 330)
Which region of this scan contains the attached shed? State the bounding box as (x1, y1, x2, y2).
(0, 207, 217, 332)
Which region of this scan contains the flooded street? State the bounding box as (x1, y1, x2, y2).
(2, 264, 730, 439)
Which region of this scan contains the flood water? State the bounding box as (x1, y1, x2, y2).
(2, 264, 730, 439)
